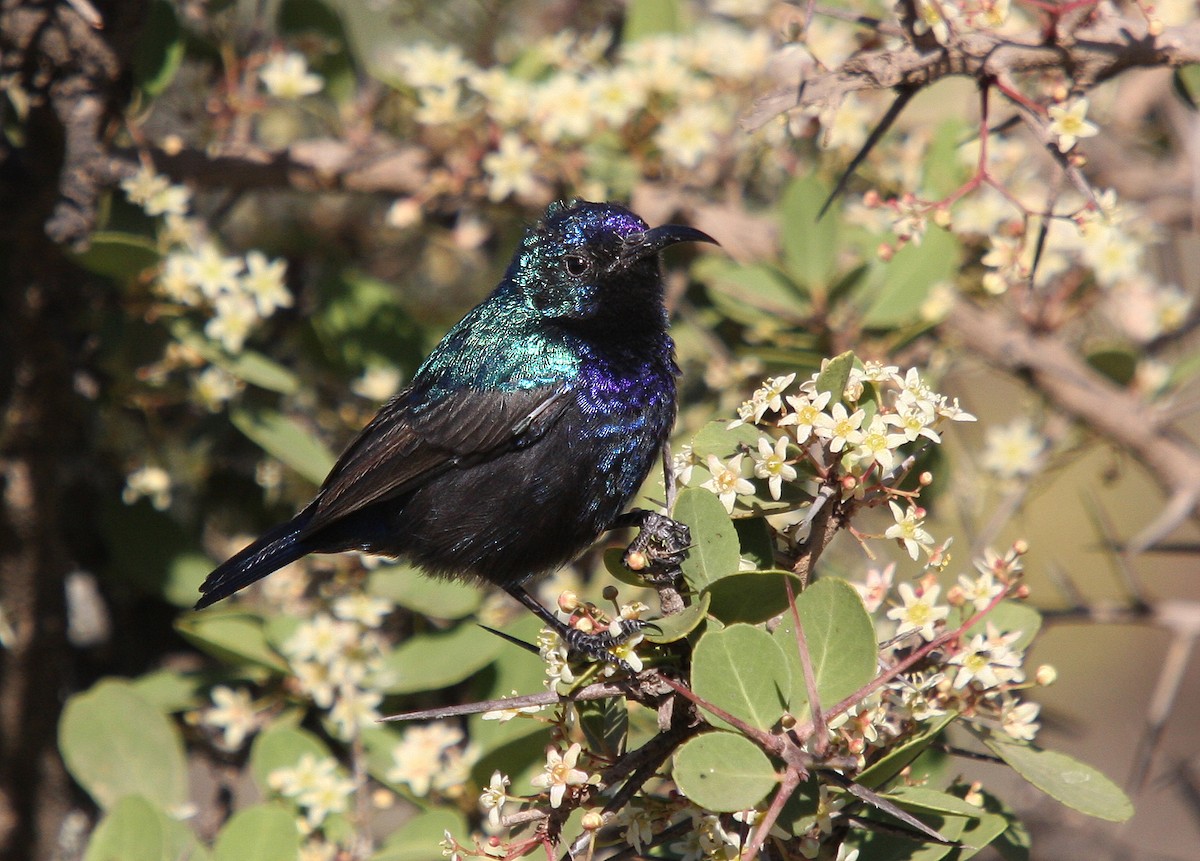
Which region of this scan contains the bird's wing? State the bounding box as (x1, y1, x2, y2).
(302, 384, 573, 535)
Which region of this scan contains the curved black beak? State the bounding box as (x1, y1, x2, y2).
(614, 223, 718, 270)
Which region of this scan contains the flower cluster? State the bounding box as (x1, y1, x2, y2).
(688, 363, 974, 565)
(269, 753, 356, 831)
(378, 22, 773, 207)
(386, 722, 476, 799)
(279, 598, 392, 741)
(120, 166, 292, 409)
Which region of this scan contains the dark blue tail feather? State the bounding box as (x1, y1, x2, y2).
(195, 514, 314, 609)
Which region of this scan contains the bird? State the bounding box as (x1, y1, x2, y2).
(196, 199, 715, 663)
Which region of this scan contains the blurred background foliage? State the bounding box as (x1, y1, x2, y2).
(3, 0, 1200, 859)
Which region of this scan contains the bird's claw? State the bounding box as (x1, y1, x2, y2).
(623, 512, 691, 586)
(559, 617, 649, 675)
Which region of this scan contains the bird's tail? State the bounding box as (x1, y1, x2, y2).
(195, 514, 314, 609)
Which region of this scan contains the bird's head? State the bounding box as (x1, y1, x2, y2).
(511, 200, 716, 325)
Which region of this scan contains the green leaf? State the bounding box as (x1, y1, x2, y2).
(672, 731, 778, 812)
(706, 570, 804, 625)
(129, 669, 206, 714)
(781, 174, 838, 293)
(176, 612, 290, 673)
(688, 420, 760, 462)
(1174, 65, 1200, 110)
(212, 805, 301, 861)
(171, 321, 300, 394)
(379, 624, 503, 694)
(772, 577, 877, 715)
(622, 0, 683, 41)
(944, 789, 1016, 860)
(846, 812, 967, 861)
(161, 552, 213, 608)
(71, 231, 160, 284)
(696, 257, 809, 323)
(734, 517, 775, 569)
(692, 623, 790, 731)
(862, 227, 960, 328)
(982, 735, 1133, 822)
(369, 562, 482, 619)
(132, 0, 184, 97)
(372, 809, 469, 860)
(249, 725, 332, 794)
(59, 681, 188, 811)
(230, 407, 336, 485)
(884, 786, 984, 819)
(83, 795, 197, 861)
(858, 713, 957, 789)
(674, 487, 740, 589)
(969, 600, 1041, 652)
(813, 351, 855, 400)
(579, 693, 628, 759)
(644, 591, 710, 643)
(923, 120, 972, 199)
(1087, 349, 1137, 386)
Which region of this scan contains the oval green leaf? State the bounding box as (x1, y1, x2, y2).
(692, 623, 790, 731)
(230, 407, 336, 485)
(379, 623, 503, 694)
(706, 570, 804, 625)
(781, 174, 838, 293)
(83, 795, 192, 861)
(982, 735, 1133, 822)
(858, 712, 957, 789)
(249, 725, 332, 794)
(59, 681, 188, 811)
(674, 487, 740, 589)
(771, 577, 877, 715)
(644, 591, 710, 644)
(673, 731, 778, 812)
(213, 805, 301, 861)
(176, 612, 289, 674)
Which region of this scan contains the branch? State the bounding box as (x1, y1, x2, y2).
(945, 298, 1200, 550)
(744, 6, 1200, 130)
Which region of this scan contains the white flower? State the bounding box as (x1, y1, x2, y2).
(329, 686, 382, 740)
(855, 563, 895, 613)
(241, 251, 291, 316)
(1000, 696, 1041, 740)
(479, 771, 510, 830)
(530, 743, 595, 808)
(121, 166, 190, 216)
(853, 414, 907, 472)
(187, 243, 242, 300)
(957, 570, 1004, 611)
(193, 365, 241, 412)
(386, 723, 463, 796)
(201, 686, 258, 750)
(122, 465, 172, 510)
(482, 134, 539, 202)
(948, 624, 1024, 689)
(655, 104, 725, 170)
(1047, 98, 1099, 152)
(778, 389, 832, 442)
(259, 52, 323, 99)
(283, 614, 358, 664)
(884, 501, 935, 560)
(813, 402, 866, 453)
(886, 581, 948, 641)
(751, 435, 796, 500)
(331, 593, 393, 627)
(981, 418, 1045, 479)
(700, 453, 754, 513)
(390, 42, 474, 90)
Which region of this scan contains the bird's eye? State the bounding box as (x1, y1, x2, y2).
(564, 254, 589, 277)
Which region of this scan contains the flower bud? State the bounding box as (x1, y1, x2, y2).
(558, 591, 579, 612)
(1036, 664, 1057, 686)
(581, 810, 604, 831)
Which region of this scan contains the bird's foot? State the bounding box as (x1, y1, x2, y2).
(621, 511, 691, 586)
(557, 617, 651, 675)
